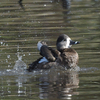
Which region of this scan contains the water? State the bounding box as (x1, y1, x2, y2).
(0, 0, 100, 99)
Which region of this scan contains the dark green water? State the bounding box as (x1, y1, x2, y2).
(0, 0, 100, 100)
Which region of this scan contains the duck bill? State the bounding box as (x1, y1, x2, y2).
(70, 40, 80, 45)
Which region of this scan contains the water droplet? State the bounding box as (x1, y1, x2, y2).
(44, 4, 46, 6)
(7, 55, 10, 58)
(1, 42, 3, 44)
(8, 11, 10, 13)
(23, 54, 25, 56)
(8, 65, 10, 67)
(6, 59, 8, 62)
(29, 53, 31, 55)
(6, 44, 8, 46)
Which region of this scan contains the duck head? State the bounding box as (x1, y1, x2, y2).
(56, 34, 80, 51)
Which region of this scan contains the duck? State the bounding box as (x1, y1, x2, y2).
(27, 34, 80, 71)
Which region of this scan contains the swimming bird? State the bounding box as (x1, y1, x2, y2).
(27, 34, 80, 71)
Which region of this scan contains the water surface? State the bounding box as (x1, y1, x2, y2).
(0, 0, 100, 100)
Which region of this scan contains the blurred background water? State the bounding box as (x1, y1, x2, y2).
(0, 0, 100, 100)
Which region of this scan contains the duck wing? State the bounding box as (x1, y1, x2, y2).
(40, 45, 60, 62)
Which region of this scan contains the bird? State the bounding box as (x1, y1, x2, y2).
(27, 34, 80, 71)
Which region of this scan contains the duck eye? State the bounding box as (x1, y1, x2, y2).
(63, 39, 66, 41)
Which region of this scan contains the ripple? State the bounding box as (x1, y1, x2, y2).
(80, 67, 99, 73)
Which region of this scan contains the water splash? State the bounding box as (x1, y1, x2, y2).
(13, 52, 27, 72)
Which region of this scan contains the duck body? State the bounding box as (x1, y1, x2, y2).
(27, 34, 80, 71)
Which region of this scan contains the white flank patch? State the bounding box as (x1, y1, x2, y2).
(38, 57, 48, 63)
(37, 41, 43, 51)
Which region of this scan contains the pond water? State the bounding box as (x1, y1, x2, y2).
(0, 0, 100, 99)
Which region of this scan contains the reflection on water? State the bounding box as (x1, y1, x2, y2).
(38, 69, 79, 99)
(19, 0, 25, 10)
(0, 68, 79, 99)
(0, 0, 100, 100)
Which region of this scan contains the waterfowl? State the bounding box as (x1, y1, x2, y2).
(27, 34, 80, 71)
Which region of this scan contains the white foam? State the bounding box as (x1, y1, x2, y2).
(38, 57, 48, 63)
